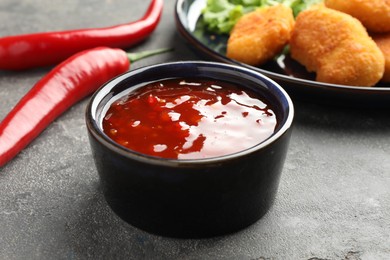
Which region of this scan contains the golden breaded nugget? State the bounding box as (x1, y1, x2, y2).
(372, 33, 390, 83)
(325, 0, 390, 33)
(226, 4, 294, 66)
(290, 5, 385, 86)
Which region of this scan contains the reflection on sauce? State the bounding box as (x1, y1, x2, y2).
(102, 78, 277, 159)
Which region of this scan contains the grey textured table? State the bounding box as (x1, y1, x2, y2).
(1, 1, 390, 259)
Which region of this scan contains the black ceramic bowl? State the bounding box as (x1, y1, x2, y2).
(85, 61, 294, 238)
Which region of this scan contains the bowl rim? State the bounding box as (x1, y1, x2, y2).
(85, 61, 294, 166)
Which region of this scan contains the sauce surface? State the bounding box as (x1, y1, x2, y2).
(102, 78, 277, 159)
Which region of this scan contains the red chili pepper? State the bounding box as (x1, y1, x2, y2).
(0, 46, 171, 167)
(0, 0, 163, 70)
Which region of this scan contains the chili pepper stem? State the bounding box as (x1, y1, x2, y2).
(127, 47, 173, 62)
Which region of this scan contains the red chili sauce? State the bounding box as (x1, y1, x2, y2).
(102, 78, 277, 159)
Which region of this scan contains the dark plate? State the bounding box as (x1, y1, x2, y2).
(175, 0, 390, 107)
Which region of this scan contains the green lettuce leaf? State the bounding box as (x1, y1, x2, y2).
(202, 0, 323, 34)
(202, 0, 245, 34)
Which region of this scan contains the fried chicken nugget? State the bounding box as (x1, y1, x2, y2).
(372, 33, 390, 82)
(325, 0, 390, 33)
(226, 4, 294, 66)
(290, 5, 385, 87)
